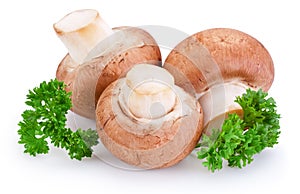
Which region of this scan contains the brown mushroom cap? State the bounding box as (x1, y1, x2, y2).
(164, 28, 274, 131)
(95, 77, 203, 169)
(56, 27, 161, 119)
(164, 28, 274, 95)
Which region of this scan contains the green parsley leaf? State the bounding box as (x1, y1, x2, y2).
(197, 89, 280, 172)
(18, 79, 99, 160)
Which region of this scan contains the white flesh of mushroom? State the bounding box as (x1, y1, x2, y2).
(54, 9, 114, 64)
(197, 81, 250, 132)
(126, 64, 176, 119)
(118, 64, 188, 126)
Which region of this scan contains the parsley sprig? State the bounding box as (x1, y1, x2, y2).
(197, 89, 280, 172)
(18, 79, 99, 160)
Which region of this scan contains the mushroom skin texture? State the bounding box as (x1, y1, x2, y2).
(96, 64, 203, 169)
(54, 10, 161, 119)
(164, 28, 274, 131)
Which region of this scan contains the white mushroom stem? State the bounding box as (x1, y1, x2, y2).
(54, 9, 114, 64)
(198, 82, 250, 133)
(120, 64, 177, 119)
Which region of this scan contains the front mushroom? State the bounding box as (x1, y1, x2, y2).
(164, 28, 274, 132)
(54, 9, 161, 119)
(96, 64, 203, 169)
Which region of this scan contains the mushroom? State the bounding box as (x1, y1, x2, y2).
(96, 64, 203, 169)
(54, 9, 161, 119)
(164, 28, 274, 132)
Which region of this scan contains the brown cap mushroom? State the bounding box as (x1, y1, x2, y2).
(54, 9, 161, 119)
(164, 28, 274, 131)
(96, 64, 203, 169)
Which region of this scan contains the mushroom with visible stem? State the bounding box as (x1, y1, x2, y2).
(54, 9, 161, 119)
(164, 28, 274, 132)
(96, 64, 204, 169)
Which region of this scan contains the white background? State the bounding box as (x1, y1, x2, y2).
(1, 0, 298, 193)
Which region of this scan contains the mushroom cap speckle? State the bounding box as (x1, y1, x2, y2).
(164, 28, 274, 95)
(56, 26, 161, 119)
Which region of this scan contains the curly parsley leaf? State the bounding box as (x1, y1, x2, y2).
(197, 89, 280, 172)
(18, 79, 99, 160)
